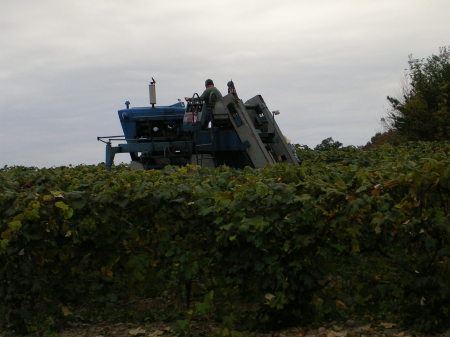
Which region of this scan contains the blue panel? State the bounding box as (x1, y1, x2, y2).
(194, 129, 249, 152)
(118, 102, 185, 140)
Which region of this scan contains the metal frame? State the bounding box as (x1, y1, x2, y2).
(97, 136, 193, 170)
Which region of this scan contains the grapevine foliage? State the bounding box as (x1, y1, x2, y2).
(0, 142, 449, 333)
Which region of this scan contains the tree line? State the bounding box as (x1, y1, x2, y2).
(302, 46, 450, 151)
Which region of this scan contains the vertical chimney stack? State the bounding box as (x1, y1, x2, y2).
(149, 78, 156, 107)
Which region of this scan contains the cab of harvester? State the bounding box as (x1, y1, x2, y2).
(98, 79, 299, 170)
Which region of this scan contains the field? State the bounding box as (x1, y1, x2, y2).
(0, 142, 449, 336)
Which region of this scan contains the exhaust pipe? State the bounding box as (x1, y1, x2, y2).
(149, 77, 156, 107)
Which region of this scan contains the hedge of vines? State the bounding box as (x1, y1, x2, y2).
(0, 142, 449, 334)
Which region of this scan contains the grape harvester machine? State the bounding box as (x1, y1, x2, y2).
(97, 79, 299, 170)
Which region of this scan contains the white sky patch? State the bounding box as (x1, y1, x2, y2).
(1, 0, 449, 166)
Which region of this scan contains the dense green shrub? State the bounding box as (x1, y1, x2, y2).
(0, 142, 449, 333)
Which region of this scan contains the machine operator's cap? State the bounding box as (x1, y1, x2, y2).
(205, 79, 214, 86)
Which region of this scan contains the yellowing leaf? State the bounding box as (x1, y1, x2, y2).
(1, 231, 10, 240)
(380, 322, 395, 329)
(375, 224, 381, 234)
(335, 299, 347, 308)
(360, 324, 371, 331)
(101, 266, 114, 278)
(327, 331, 348, 337)
(30, 201, 40, 209)
(265, 293, 275, 301)
(420, 296, 426, 306)
(43, 195, 53, 201)
(61, 306, 72, 316)
(128, 327, 146, 335)
(332, 325, 343, 331)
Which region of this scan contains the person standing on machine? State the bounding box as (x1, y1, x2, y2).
(227, 80, 237, 95)
(199, 79, 222, 104)
(186, 79, 222, 107)
(186, 79, 223, 127)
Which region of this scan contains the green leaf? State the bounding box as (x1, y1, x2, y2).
(0, 239, 9, 251)
(8, 220, 22, 231)
(50, 190, 64, 198)
(55, 201, 69, 211)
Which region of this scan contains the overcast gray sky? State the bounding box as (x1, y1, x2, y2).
(1, 0, 449, 167)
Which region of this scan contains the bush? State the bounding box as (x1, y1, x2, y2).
(0, 142, 449, 333)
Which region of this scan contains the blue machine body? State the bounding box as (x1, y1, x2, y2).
(99, 98, 250, 169)
(118, 102, 186, 140)
(98, 82, 300, 170)
(118, 101, 246, 152)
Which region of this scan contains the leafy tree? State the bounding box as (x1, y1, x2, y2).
(364, 130, 399, 148)
(387, 46, 450, 140)
(314, 137, 343, 151)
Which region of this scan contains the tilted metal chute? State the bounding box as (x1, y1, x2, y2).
(98, 80, 300, 170)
